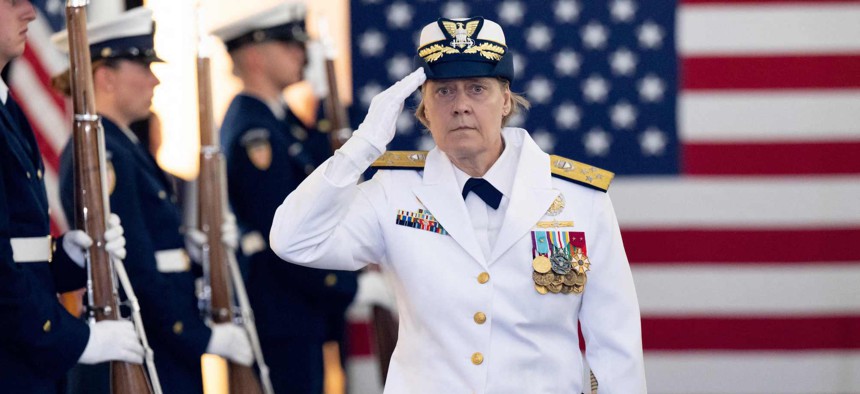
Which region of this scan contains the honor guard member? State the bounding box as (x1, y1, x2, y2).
(52, 7, 253, 394)
(271, 17, 647, 393)
(1, 1, 143, 393)
(212, 2, 357, 393)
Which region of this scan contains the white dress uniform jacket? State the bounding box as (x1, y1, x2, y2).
(271, 128, 647, 393)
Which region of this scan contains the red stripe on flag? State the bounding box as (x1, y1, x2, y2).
(622, 228, 860, 263)
(683, 55, 860, 90)
(642, 315, 860, 350)
(682, 142, 860, 175)
(9, 88, 61, 171)
(21, 47, 68, 113)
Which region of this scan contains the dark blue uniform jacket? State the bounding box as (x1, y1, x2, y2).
(221, 94, 357, 393)
(60, 116, 210, 394)
(0, 94, 89, 394)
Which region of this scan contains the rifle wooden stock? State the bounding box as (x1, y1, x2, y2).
(323, 57, 350, 151)
(197, 57, 263, 394)
(65, 2, 152, 393)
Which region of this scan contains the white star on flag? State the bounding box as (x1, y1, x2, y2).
(553, 49, 581, 76)
(441, 1, 469, 19)
(497, 1, 526, 26)
(610, 101, 637, 129)
(554, 0, 581, 23)
(610, 47, 637, 76)
(581, 21, 609, 49)
(610, 0, 637, 23)
(554, 102, 582, 130)
(532, 129, 557, 153)
(637, 21, 664, 49)
(386, 2, 414, 29)
(386, 54, 413, 81)
(638, 74, 665, 102)
(358, 30, 386, 57)
(526, 77, 554, 104)
(639, 127, 668, 156)
(582, 74, 610, 103)
(583, 128, 612, 156)
(526, 24, 553, 51)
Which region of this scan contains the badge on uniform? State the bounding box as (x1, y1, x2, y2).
(241, 128, 272, 171)
(395, 208, 448, 235)
(531, 230, 589, 295)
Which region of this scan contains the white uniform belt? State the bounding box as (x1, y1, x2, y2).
(155, 248, 191, 273)
(11, 235, 53, 263)
(240, 231, 267, 256)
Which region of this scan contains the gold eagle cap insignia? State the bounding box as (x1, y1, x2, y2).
(441, 20, 478, 38)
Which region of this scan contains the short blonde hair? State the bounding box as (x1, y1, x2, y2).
(414, 78, 530, 130)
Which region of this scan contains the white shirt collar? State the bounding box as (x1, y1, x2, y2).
(0, 78, 9, 105)
(451, 131, 519, 198)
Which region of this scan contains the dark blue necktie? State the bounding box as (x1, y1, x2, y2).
(462, 178, 502, 209)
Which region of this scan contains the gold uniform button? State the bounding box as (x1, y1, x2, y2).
(172, 321, 184, 335)
(473, 312, 486, 325)
(37, 169, 43, 179)
(43, 320, 52, 332)
(471, 352, 484, 365)
(158, 190, 167, 200)
(477, 272, 490, 284)
(324, 273, 337, 287)
(26, 172, 31, 179)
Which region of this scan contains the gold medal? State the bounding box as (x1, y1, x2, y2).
(532, 271, 552, 286)
(532, 256, 551, 274)
(534, 284, 548, 295)
(547, 282, 563, 293)
(572, 283, 584, 294)
(561, 285, 574, 294)
(563, 271, 577, 286)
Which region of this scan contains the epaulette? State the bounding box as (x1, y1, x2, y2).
(371, 151, 427, 170)
(549, 155, 614, 192)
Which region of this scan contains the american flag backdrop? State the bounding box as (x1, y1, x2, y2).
(8, 0, 71, 237)
(348, 0, 860, 393)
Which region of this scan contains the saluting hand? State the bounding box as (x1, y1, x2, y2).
(63, 213, 128, 268)
(353, 68, 426, 151)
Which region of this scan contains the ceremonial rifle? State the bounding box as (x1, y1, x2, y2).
(65, 1, 161, 392)
(318, 17, 352, 151)
(196, 36, 274, 394)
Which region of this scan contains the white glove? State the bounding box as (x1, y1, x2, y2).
(186, 213, 239, 263)
(221, 212, 239, 251)
(78, 320, 144, 364)
(63, 213, 127, 268)
(206, 323, 253, 366)
(353, 68, 426, 151)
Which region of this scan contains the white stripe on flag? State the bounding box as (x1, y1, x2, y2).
(611, 177, 860, 227)
(678, 4, 860, 55)
(645, 351, 860, 394)
(26, 12, 71, 76)
(10, 60, 70, 154)
(634, 264, 860, 315)
(679, 91, 860, 142)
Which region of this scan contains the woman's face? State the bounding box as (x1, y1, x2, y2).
(422, 77, 511, 160)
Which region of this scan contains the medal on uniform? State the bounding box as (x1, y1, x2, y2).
(530, 229, 590, 295)
(545, 193, 565, 216)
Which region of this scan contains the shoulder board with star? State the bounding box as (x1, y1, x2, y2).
(371, 151, 427, 170)
(549, 155, 614, 192)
